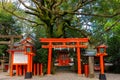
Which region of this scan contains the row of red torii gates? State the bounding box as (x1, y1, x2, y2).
(40, 38, 89, 75)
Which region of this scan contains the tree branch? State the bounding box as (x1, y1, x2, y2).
(2, 3, 43, 26)
(102, 18, 120, 34)
(54, 0, 120, 19)
(75, 12, 120, 18)
(32, 0, 52, 13)
(18, 0, 38, 13)
(93, 18, 120, 38)
(66, 26, 88, 37)
(72, 0, 88, 12)
(25, 10, 40, 18)
(53, 0, 63, 9)
(55, 0, 96, 17)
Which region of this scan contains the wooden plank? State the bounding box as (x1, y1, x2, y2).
(0, 35, 22, 38)
(9, 37, 14, 76)
(0, 41, 10, 44)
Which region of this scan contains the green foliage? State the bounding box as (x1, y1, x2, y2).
(0, 2, 21, 35)
(34, 48, 48, 63)
(33, 41, 48, 63)
(107, 36, 120, 61)
(33, 26, 46, 38)
(108, 65, 120, 73)
(106, 23, 120, 73)
(0, 45, 7, 56)
(0, 2, 15, 23)
(0, 2, 21, 57)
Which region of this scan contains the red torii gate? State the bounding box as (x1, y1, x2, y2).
(40, 38, 89, 75)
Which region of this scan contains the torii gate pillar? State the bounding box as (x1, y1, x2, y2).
(47, 42, 52, 74)
(77, 42, 81, 74)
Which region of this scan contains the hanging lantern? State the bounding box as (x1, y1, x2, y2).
(96, 44, 107, 56)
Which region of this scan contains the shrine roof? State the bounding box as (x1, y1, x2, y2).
(97, 44, 107, 48)
(13, 42, 21, 46)
(13, 37, 34, 47)
(7, 49, 25, 52)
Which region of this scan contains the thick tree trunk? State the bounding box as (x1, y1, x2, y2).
(46, 25, 53, 38)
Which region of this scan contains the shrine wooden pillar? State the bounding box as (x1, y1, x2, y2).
(16, 65, 19, 76)
(27, 54, 31, 74)
(10, 51, 14, 76)
(76, 42, 81, 75)
(30, 55, 33, 73)
(100, 55, 104, 74)
(40, 63, 43, 75)
(47, 42, 52, 74)
(25, 54, 32, 79)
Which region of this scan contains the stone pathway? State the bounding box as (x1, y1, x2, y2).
(0, 71, 120, 80)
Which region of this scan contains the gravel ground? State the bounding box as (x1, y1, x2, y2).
(0, 71, 120, 80)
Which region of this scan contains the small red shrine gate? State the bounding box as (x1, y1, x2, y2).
(40, 38, 89, 75)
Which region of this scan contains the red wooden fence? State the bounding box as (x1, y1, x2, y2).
(5, 63, 43, 76)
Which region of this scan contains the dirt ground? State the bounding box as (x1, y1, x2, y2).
(0, 71, 120, 80)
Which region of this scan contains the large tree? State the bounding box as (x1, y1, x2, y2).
(2, 0, 120, 44)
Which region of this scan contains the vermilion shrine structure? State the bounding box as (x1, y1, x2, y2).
(8, 37, 35, 78)
(55, 50, 71, 66)
(40, 38, 89, 75)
